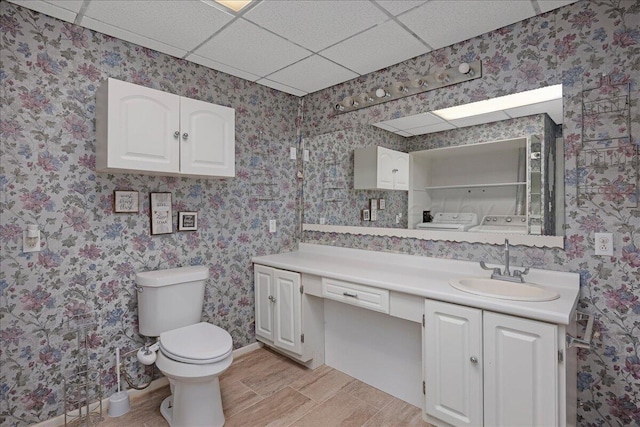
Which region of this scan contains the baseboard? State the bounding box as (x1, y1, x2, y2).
(32, 341, 262, 427)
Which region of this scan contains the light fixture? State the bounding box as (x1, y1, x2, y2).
(375, 88, 391, 98)
(333, 60, 482, 115)
(208, 0, 253, 13)
(431, 84, 562, 120)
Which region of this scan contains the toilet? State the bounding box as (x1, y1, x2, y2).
(136, 265, 233, 427)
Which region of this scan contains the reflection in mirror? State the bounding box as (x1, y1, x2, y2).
(302, 85, 564, 240)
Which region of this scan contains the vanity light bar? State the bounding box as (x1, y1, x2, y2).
(333, 61, 482, 115)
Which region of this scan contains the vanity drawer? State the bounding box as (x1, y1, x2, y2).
(322, 278, 389, 314)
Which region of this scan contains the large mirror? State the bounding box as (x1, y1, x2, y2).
(302, 85, 565, 247)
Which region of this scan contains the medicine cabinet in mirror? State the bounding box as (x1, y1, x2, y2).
(302, 85, 565, 247)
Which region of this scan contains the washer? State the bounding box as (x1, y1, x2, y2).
(415, 213, 478, 231)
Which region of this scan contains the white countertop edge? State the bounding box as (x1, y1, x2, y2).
(253, 244, 580, 325)
(303, 224, 565, 248)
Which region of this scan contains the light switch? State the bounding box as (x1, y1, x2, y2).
(289, 147, 297, 160)
(269, 219, 277, 233)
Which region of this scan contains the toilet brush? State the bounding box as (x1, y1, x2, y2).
(107, 347, 131, 417)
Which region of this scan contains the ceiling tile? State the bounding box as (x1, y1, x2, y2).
(321, 21, 428, 75)
(408, 121, 457, 135)
(375, 0, 427, 16)
(267, 55, 359, 94)
(82, 1, 233, 52)
(186, 54, 261, 82)
(8, 0, 81, 23)
(504, 99, 563, 124)
(193, 19, 311, 77)
(447, 111, 511, 128)
(384, 112, 445, 131)
(81, 16, 188, 59)
(537, 0, 578, 13)
(243, 0, 388, 52)
(399, 1, 536, 49)
(255, 78, 307, 97)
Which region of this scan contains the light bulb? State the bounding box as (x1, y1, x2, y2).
(375, 88, 390, 98)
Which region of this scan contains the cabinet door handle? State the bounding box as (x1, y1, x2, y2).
(174, 131, 180, 138)
(182, 132, 189, 140)
(470, 356, 478, 364)
(268, 295, 276, 303)
(342, 292, 358, 298)
(392, 169, 399, 173)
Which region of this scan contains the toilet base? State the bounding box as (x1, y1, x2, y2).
(159, 377, 226, 427)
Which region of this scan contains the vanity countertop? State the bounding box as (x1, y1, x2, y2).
(252, 243, 580, 325)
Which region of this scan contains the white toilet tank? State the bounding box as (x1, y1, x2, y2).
(136, 265, 209, 337)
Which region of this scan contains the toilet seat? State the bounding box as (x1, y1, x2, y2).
(159, 322, 233, 365)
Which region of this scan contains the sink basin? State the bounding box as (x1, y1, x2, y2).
(449, 277, 560, 301)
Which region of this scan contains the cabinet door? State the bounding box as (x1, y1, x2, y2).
(424, 300, 483, 427)
(254, 265, 274, 341)
(376, 147, 394, 189)
(106, 79, 180, 173)
(392, 151, 409, 190)
(180, 97, 235, 177)
(483, 312, 558, 427)
(273, 270, 303, 356)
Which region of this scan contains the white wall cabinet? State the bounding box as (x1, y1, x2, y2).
(254, 265, 324, 368)
(96, 78, 235, 178)
(354, 146, 409, 190)
(424, 299, 566, 427)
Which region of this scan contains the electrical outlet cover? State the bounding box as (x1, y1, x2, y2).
(594, 232, 613, 256)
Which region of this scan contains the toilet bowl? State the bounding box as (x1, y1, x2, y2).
(155, 322, 233, 427)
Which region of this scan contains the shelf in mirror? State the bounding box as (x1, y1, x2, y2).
(423, 181, 527, 190)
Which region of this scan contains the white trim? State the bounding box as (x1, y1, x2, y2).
(302, 223, 565, 248)
(31, 342, 262, 427)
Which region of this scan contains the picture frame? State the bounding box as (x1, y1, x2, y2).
(371, 209, 378, 221)
(178, 212, 198, 231)
(379, 198, 386, 210)
(370, 198, 378, 211)
(113, 190, 139, 213)
(362, 209, 370, 221)
(149, 192, 173, 235)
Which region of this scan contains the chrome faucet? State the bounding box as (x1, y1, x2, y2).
(480, 239, 530, 283)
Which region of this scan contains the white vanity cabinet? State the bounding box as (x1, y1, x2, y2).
(96, 78, 235, 178)
(254, 265, 324, 368)
(424, 299, 572, 427)
(354, 146, 409, 190)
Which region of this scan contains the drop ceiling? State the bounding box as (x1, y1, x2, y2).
(9, 0, 577, 96)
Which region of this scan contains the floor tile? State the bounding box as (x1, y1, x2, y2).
(220, 346, 287, 387)
(289, 391, 379, 427)
(224, 386, 316, 427)
(239, 355, 309, 397)
(100, 386, 170, 427)
(221, 379, 263, 417)
(342, 379, 395, 409)
(362, 397, 431, 427)
(290, 364, 355, 402)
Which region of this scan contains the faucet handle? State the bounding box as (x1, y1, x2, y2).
(514, 267, 530, 277)
(480, 261, 502, 277)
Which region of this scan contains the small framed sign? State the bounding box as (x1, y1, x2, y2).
(150, 192, 173, 235)
(379, 198, 386, 210)
(178, 212, 198, 231)
(114, 190, 139, 213)
(362, 209, 370, 221)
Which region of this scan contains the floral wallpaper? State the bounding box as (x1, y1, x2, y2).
(303, 125, 408, 228)
(0, 1, 638, 427)
(0, 2, 301, 425)
(302, 1, 639, 426)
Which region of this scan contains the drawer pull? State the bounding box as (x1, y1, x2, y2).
(342, 292, 358, 298)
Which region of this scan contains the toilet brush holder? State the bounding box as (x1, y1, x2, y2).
(107, 390, 130, 417)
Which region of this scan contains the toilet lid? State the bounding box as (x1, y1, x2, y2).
(159, 322, 233, 365)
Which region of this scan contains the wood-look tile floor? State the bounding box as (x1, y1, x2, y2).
(100, 347, 431, 427)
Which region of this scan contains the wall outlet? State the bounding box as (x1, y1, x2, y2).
(269, 219, 277, 233)
(319, 217, 325, 225)
(303, 149, 309, 162)
(594, 232, 613, 256)
(289, 147, 297, 160)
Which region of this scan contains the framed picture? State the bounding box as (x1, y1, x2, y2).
(370, 198, 378, 211)
(113, 190, 139, 213)
(149, 192, 173, 235)
(371, 209, 377, 221)
(362, 209, 370, 221)
(379, 198, 386, 210)
(178, 212, 198, 231)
